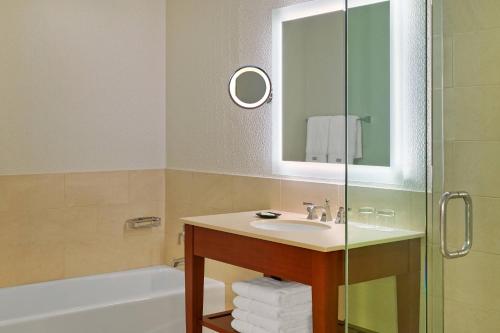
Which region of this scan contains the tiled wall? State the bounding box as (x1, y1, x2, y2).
(442, 1, 500, 332)
(0, 170, 165, 288)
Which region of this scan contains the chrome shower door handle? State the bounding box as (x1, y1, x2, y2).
(440, 191, 473, 259)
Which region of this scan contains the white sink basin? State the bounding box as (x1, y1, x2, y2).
(250, 219, 331, 232)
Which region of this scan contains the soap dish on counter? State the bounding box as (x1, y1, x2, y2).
(255, 212, 282, 219)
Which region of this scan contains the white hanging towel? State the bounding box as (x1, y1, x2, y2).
(327, 115, 363, 164)
(305, 116, 330, 163)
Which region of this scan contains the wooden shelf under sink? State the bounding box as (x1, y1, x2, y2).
(202, 310, 378, 333)
(202, 311, 236, 333)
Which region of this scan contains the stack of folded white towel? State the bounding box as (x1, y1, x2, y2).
(231, 277, 312, 333)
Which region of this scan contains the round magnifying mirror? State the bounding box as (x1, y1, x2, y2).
(229, 66, 272, 109)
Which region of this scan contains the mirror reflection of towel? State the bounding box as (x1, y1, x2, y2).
(327, 115, 362, 164)
(305, 116, 330, 163)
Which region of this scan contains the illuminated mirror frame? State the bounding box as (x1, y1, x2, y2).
(272, 0, 421, 188)
(229, 66, 273, 109)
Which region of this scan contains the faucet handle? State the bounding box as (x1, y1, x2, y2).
(303, 202, 319, 220)
(335, 206, 346, 224)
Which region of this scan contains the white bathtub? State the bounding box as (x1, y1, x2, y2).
(0, 266, 225, 333)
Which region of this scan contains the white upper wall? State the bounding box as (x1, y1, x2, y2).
(0, 0, 166, 175)
(165, 0, 312, 176)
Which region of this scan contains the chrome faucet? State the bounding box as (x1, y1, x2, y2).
(172, 257, 185, 268)
(303, 199, 333, 222)
(335, 207, 346, 224)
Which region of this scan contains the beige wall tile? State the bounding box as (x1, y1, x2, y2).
(449, 141, 500, 197)
(476, 0, 500, 30)
(453, 32, 480, 86)
(463, 196, 500, 255)
(444, 37, 454, 88)
(0, 211, 28, 244)
(231, 175, 281, 212)
(129, 169, 165, 203)
(453, 29, 500, 87)
(446, 195, 500, 255)
(165, 169, 193, 205)
(64, 235, 127, 278)
(61, 206, 100, 241)
(443, 0, 480, 36)
(65, 171, 129, 207)
(123, 234, 157, 269)
(190, 172, 234, 215)
(150, 233, 166, 265)
(0, 240, 19, 287)
(445, 298, 500, 333)
(445, 251, 500, 313)
(23, 209, 67, 244)
(281, 179, 339, 214)
(0, 174, 64, 213)
(347, 187, 418, 230)
(443, 0, 500, 33)
(443, 141, 455, 190)
(0, 169, 165, 287)
(97, 204, 132, 237)
(14, 241, 65, 286)
(477, 28, 500, 85)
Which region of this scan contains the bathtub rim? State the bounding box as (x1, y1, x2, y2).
(0, 265, 224, 328)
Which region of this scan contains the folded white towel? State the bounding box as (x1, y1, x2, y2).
(233, 296, 312, 320)
(232, 278, 312, 307)
(232, 309, 312, 333)
(231, 319, 312, 333)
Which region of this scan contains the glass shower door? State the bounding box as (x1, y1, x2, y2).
(345, 0, 428, 332)
(431, 0, 500, 332)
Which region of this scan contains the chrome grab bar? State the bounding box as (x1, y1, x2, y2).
(125, 216, 161, 229)
(439, 191, 473, 259)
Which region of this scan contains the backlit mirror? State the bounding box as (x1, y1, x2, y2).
(270, 0, 425, 186)
(229, 66, 272, 109)
(281, 1, 389, 167)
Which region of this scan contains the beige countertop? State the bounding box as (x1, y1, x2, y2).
(182, 211, 424, 252)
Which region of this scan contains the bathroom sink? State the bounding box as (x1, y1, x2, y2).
(250, 219, 331, 232)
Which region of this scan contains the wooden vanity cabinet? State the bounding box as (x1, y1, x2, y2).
(184, 224, 420, 333)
